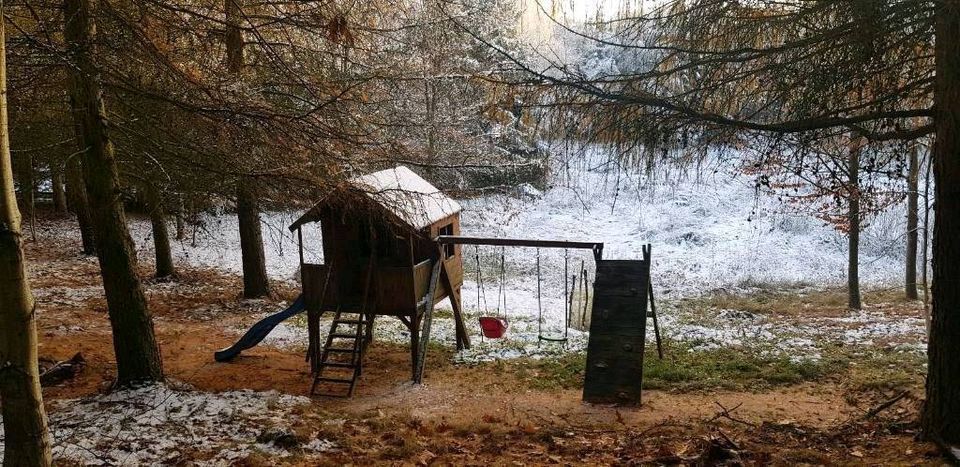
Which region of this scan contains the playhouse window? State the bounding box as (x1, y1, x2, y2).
(439, 223, 455, 258)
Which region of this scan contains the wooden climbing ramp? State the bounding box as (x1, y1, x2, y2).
(582, 245, 652, 406)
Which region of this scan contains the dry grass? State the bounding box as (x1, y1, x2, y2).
(685, 285, 925, 319)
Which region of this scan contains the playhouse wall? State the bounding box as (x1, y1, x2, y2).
(304, 208, 463, 316)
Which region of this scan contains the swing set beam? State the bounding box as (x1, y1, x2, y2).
(435, 236, 604, 261)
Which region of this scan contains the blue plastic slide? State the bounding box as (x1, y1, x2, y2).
(214, 294, 307, 362)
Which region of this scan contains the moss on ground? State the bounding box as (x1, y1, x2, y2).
(497, 339, 925, 393)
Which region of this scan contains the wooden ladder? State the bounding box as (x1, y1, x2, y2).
(311, 258, 374, 397)
(310, 308, 369, 397)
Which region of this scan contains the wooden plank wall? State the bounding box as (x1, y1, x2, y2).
(302, 263, 330, 311)
(582, 258, 650, 405)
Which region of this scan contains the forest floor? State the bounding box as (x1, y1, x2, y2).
(8, 215, 945, 466)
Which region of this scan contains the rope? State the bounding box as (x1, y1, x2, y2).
(564, 249, 570, 335)
(497, 247, 506, 319)
(537, 248, 569, 344)
(474, 245, 488, 312)
(536, 248, 543, 338)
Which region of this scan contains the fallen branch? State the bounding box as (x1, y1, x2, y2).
(40, 352, 86, 386)
(863, 390, 910, 419)
(714, 428, 741, 451)
(710, 401, 757, 427)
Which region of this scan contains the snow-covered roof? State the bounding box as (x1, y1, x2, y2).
(289, 165, 461, 232)
(352, 166, 461, 230)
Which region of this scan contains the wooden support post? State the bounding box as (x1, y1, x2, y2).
(363, 313, 375, 352)
(649, 281, 663, 360)
(297, 227, 304, 265)
(441, 260, 471, 350)
(410, 312, 420, 381)
(307, 307, 320, 373)
(414, 259, 442, 384)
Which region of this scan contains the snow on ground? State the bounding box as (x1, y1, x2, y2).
(118, 149, 923, 362)
(127, 210, 321, 283)
(0, 383, 334, 466)
(661, 305, 927, 361)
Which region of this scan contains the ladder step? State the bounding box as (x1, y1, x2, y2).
(325, 348, 356, 353)
(330, 333, 359, 339)
(320, 362, 355, 368)
(314, 377, 354, 384)
(334, 319, 365, 325)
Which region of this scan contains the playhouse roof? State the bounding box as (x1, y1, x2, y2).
(290, 166, 462, 232)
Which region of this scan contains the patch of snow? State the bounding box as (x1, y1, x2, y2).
(0, 384, 334, 466)
(33, 286, 102, 308)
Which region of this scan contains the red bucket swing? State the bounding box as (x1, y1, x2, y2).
(479, 316, 508, 338)
(475, 246, 508, 339)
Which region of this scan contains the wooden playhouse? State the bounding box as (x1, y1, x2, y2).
(289, 166, 471, 396)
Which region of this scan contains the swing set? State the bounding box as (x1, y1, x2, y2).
(439, 236, 605, 343)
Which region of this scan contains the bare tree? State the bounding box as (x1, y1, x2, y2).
(905, 142, 920, 300)
(50, 160, 68, 213)
(65, 154, 96, 254)
(226, 0, 269, 298)
(63, 0, 163, 385)
(923, 0, 960, 449)
(0, 1, 53, 461)
(847, 138, 862, 310)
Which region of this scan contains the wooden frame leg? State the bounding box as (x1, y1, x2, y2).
(307, 307, 321, 375)
(363, 313, 376, 350)
(410, 312, 421, 381)
(440, 262, 471, 350)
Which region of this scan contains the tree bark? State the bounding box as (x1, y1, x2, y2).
(923, 0, 960, 448)
(0, 7, 54, 463)
(146, 185, 175, 278)
(14, 153, 34, 219)
(847, 140, 862, 310)
(174, 196, 185, 241)
(226, 0, 270, 298)
(906, 143, 920, 300)
(237, 177, 270, 298)
(63, 0, 163, 385)
(15, 152, 35, 240)
(51, 161, 68, 213)
(922, 148, 932, 333)
(65, 156, 96, 255)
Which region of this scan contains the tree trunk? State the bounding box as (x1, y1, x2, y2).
(906, 143, 920, 300)
(15, 152, 35, 240)
(63, 0, 163, 385)
(146, 185, 175, 278)
(237, 177, 270, 298)
(922, 147, 932, 333)
(14, 153, 33, 218)
(226, 0, 269, 298)
(847, 141, 862, 310)
(65, 156, 96, 255)
(174, 196, 186, 241)
(51, 161, 68, 213)
(0, 9, 53, 463)
(923, 0, 960, 448)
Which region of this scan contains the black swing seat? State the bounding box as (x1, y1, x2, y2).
(538, 334, 568, 343)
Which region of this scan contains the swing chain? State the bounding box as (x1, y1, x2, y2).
(498, 247, 506, 318)
(475, 245, 488, 312)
